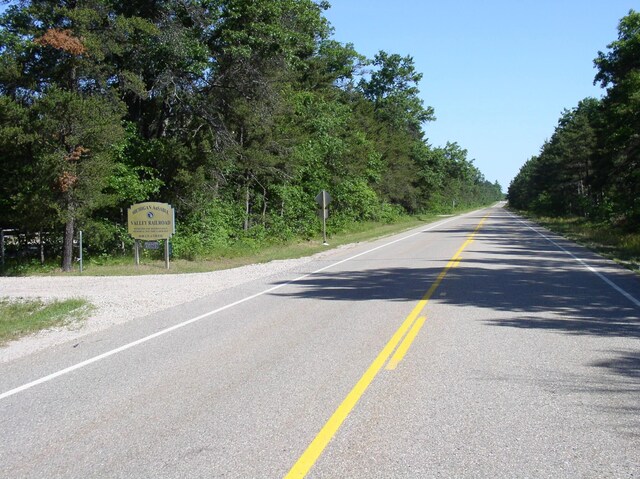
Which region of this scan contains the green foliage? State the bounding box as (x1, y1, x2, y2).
(377, 202, 406, 223)
(171, 198, 245, 260)
(593, 10, 640, 225)
(107, 124, 164, 206)
(509, 10, 640, 231)
(0, 95, 38, 229)
(1, 0, 502, 269)
(107, 163, 163, 206)
(270, 183, 317, 238)
(334, 179, 379, 221)
(82, 218, 130, 254)
(361, 51, 435, 133)
(30, 88, 126, 224)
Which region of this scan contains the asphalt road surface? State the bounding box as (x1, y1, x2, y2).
(1, 205, 639, 478)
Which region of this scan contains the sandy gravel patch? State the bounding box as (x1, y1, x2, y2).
(0, 251, 343, 363)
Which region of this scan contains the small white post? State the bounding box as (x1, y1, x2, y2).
(79, 230, 83, 273)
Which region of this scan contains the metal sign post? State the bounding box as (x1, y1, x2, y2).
(78, 230, 83, 273)
(315, 190, 332, 246)
(134, 240, 140, 266)
(164, 240, 170, 270)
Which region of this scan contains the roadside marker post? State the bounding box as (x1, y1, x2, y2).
(315, 190, 332, 246)
(78, 230, 83, 273)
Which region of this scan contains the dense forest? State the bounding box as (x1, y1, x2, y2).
(508, 10, 640, 230)
(0, 0, 502, 271)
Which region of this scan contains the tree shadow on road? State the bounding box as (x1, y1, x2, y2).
(271, 212, 640, 425)
(591, 350, 640, 381)
(272, 246, 640, 340)
(273, 211, 640, 425)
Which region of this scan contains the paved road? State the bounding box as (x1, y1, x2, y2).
(1, 205, 639, 478)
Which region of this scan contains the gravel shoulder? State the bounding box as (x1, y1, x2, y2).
(0, 248, 349, 364)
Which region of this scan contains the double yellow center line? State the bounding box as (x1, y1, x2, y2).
(285, 214, 489, 478)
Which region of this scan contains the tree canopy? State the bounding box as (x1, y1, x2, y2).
(1, 0, 502, 269)
(508, 10, 640, 230)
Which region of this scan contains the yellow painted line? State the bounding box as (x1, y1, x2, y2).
(284, 213, 490, 479)
(283, 305, 427, 479)
(385, 316, 427, 370)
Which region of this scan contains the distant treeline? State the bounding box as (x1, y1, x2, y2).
(508, 10, 640, 230)
(0, 1, 502, 270)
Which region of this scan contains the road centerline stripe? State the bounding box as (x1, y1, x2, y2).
(284, 213, 490, 478)
(383, 214, 487, 368)
(1, 212, 482, 402)
(385, 316, 427, 370)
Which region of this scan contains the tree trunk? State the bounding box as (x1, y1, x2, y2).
(62, 216, 75, 272)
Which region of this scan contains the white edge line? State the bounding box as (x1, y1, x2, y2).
(506, 210, 640, 309)
(0, 211, 477, 401)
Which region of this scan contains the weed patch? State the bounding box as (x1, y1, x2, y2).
(0, 298, 93, 345)
(527, 215, 640, 273)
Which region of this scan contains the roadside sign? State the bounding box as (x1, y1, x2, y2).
(128, 202, 175, 269)
(127, 202, 175, 240)
(315, 190, 332, 207)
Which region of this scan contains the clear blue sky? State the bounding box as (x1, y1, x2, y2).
(324, 0, 635, 191)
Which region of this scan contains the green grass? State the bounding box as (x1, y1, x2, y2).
(0, 297, 93, 345)
(526, 215, 640, 273)
(5, 214, 444, 276)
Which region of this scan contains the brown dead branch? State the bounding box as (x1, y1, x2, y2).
(35, 29, 86, 56)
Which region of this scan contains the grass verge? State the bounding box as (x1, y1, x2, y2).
(9, 214, 444, 276)
(0, 298, 93, 345)
(523, 214, 640, 273)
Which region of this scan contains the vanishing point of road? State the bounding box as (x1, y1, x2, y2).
(1, 204, 639, 478)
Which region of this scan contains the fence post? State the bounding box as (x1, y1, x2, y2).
(79, 230, 83, 273)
